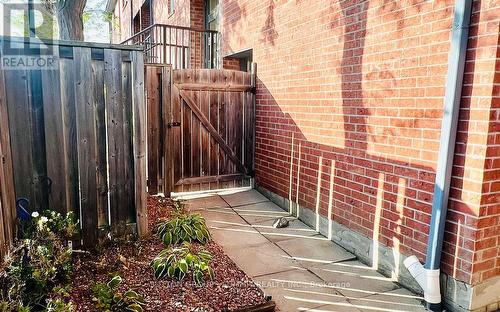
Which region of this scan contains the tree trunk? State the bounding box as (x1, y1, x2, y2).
(56, 0, 87, 40)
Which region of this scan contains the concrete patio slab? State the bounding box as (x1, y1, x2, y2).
(276, 237, 356, 268)
(195, 188, 425, 312)
(209, 226, 268, 249)
(223, 241, 298, 277)
(234, 202, 292, 225)
(233, 200, 288, 213)
(309, 260, 399, 299)
(349, 288, 426, 311)
(182, 194, 229, 210)
(237, 213, 288, 225)
(220, 189, 269, 207)
(196, 208, 248, 228)
(306, 304, 362, 312)
(254, 268, 358, 311)
(253, 219, 319, 243)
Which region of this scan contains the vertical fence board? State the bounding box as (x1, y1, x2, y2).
(245, 68, 254, 174)
(59, 57, 80, 215)
(0, 188, 5, 255)
(190, 70, 201, 191)
(200, 70, 210, 190)
(132, 51, 148, 236)
(74, 47, 99, 246)
(209, 71, 219, 189)
(0, 68, 15, 254)
(5, 69, 36, 209)
(91, 57, 109, 228)
(182, 71, 192, 191)
(172, 71, 182, 192)
(146, 66, 161, 194)
(28, 69, 48, 211)
(218, 71, 228, 188)
(41, 49, 67, 214)
(234, 71, 243, 188)
(104, 49, 124, 226)
(163, 66, 173, 197)
(122, 59, 135, 222)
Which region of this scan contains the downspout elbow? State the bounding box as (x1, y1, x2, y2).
(404, 256, 441, 310)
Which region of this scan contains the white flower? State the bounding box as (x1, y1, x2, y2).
(31, 211, 39, 218)
(40, 216, 48, 223)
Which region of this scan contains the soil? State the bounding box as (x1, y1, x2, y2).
(69, 196, 267, 311)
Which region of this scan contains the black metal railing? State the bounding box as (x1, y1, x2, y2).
(122, 24, 220, 69)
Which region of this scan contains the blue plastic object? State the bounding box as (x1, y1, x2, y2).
(16, 198, 31, 221)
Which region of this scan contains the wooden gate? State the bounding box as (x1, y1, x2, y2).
(146, 65, 256, 194)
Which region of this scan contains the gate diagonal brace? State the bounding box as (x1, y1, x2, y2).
(175, 86, 248, 176)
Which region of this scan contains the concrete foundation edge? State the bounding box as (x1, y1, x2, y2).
(255, 186, 500, 312)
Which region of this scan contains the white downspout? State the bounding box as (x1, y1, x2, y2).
(403, 0, 472, 311)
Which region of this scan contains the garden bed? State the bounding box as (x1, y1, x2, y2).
(69, 196, 268, 311)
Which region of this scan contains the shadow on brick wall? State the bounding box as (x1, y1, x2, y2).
(250, 0, 481, 283)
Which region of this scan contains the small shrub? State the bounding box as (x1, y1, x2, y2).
(28, 210, 79, 242)
(1, 210, 78, 311)
(45, 298, 75, 312)
(151, 243, 214, 286)
(92, 275, 145, 312)
(156, 213, 210, 246)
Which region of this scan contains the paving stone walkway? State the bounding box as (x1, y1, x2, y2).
(179, 189, 426, 312)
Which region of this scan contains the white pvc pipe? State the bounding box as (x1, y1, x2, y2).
(404, 256, 441, 305)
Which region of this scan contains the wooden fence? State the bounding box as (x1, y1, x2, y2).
(0, 37, 147, 247)
(146, 65, 256, 195)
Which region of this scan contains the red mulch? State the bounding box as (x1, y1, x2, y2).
(69, 196, 267, 311)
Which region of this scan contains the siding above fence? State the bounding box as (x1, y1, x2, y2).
(0, 37, 147, 246)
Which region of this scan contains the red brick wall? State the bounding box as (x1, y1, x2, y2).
(190, 0, 205, 68)
(111, 0, 153, 43)
(222, 0, 500, 285)
(223, 57, 241, 70)
(151, 0, 205, 68)
(140, 1, 151, 29)
(469, 28, 500, 285)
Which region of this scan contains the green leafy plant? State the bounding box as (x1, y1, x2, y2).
(156, 213, 210, 246)
(1, 210, 78, 311)
(151, 243, 214, 286)
(24, 210, 79, 242)
(45, 297, 75, 312)
(92, 275, 145, 312)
